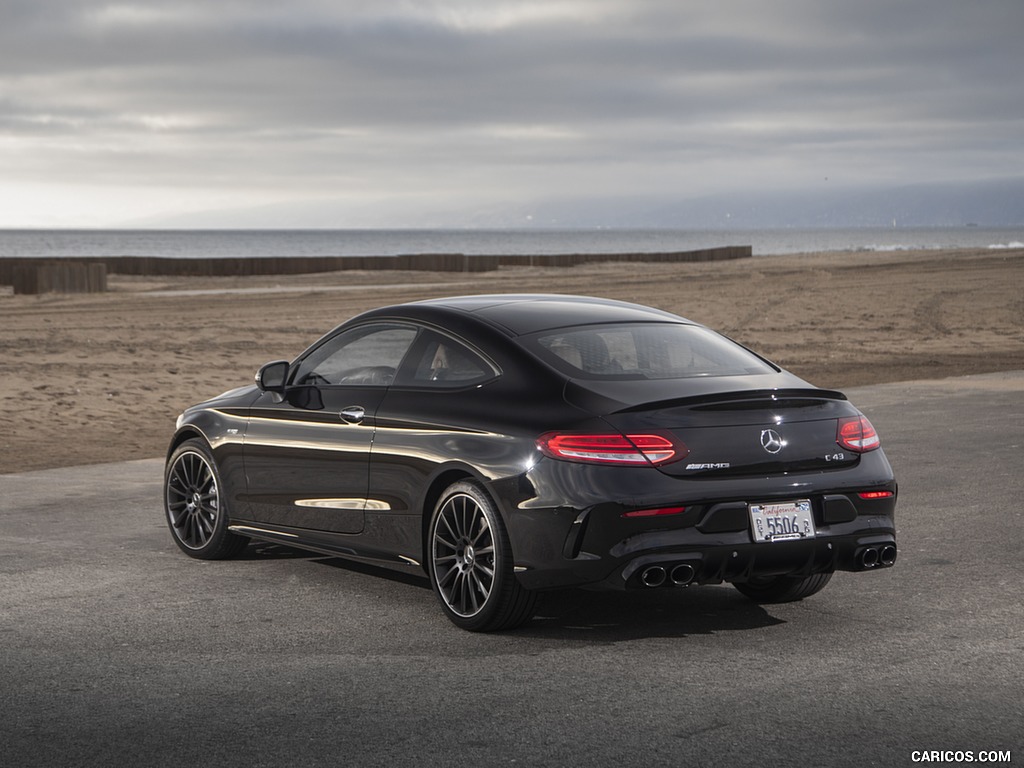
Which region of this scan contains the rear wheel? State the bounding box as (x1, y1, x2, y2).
(164, 438, 248, 559)
(732, 572, 833, 603)
(428, 480, 537, 632)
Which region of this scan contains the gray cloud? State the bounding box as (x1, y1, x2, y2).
(1, 0, 1022, 226)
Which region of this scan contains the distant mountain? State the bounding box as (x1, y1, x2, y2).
(130, 177, 1024, 229)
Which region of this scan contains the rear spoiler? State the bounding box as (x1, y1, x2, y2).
(616, 388, 848, 414)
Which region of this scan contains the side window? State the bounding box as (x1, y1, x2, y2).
(401, 331, 495, 388)
(291, 324, 418, 386)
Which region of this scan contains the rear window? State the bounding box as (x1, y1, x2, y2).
(526, 323, 776, 380)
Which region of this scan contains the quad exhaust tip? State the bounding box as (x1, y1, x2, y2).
(670, 563, 695, 586)
(858, 544, 898, 569)
(639, 563, 696, 587)
(640, 566, 667, 587)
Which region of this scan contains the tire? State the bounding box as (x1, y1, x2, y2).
(428, 480, 537, 632)
(164, 438, 248, 560)
(732, 572, 833, 603)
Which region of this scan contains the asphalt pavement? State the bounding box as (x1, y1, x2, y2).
(2, 372, 1022, 767)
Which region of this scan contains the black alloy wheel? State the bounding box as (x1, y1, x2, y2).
(428, 480, 537, 632)
(164, 439, 248, 559)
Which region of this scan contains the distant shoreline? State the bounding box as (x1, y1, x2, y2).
(1, 226, 1021, 261)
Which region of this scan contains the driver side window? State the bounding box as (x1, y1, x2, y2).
(291, 324, 418, 386)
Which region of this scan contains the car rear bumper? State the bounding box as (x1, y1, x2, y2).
(499, 455, 897, 591)
(511, 515, 897, 591)
(597, 528, 897, 590)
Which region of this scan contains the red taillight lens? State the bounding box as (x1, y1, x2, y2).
(857, 491, 894, 500)
(837, 415, 880, 453)
(537, 432, 686, 466)
(622, 506, 686, 518)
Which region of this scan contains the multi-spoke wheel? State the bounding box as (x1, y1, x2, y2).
(428, 481, 536, 632)
(164, 439, 247, 559)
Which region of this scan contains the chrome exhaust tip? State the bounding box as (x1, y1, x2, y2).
(859, 547, 880, 568)
(670, 563, 695, 586)
(640, 566, 667, 588)
(879, 545, 897, 566)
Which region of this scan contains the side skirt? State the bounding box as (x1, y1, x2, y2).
(228, 521, 422, 570)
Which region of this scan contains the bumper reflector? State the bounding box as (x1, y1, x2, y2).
(857, 491, 894, 499)
(622, 506, 686, 518)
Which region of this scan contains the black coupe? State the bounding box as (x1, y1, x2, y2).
(164, 294, 897, 631)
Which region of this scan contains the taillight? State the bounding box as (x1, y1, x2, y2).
(837, 415, 881, 452)
(536, 432, 686, 466)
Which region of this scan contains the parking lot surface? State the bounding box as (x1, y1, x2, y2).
(2, 372, 1022, 767)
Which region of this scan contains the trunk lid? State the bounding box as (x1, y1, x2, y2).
(572, 381, 862, 478)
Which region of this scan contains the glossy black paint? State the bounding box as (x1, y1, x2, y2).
(168, 294, 897, 593)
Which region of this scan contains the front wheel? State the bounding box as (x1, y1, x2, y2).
(732, 572, 833, 603)
(428, 481, 537, 632)
(164, 438, 248, 560)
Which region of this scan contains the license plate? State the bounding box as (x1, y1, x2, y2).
(749, 499, 816, 542)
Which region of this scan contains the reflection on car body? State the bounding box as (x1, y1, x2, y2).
(164, 294, 897, 631)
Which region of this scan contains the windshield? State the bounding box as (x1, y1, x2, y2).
(525, 323, 777, 380)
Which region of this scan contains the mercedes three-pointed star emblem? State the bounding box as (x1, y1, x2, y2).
(760, 428, 784, 454)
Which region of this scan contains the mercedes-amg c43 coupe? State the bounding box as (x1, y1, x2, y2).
(164, 294, 897, 631)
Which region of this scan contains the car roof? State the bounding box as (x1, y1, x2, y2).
(409, 294, 692, 336)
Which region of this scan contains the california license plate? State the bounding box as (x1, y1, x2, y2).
(749, 499, 815, 542)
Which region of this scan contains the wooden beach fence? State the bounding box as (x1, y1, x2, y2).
(495, 245, 752, 268)
(0, 246, 752, 293)
(9, 262, 108, 295)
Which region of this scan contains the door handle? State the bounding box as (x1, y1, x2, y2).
(339, 406, 365, 424)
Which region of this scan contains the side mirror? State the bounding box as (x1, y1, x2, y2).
(255, 360, 289, 400)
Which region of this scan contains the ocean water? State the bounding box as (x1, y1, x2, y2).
(0, 227, 1021, 260)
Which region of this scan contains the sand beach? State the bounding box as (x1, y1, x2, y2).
(1, 246, 1022, 473)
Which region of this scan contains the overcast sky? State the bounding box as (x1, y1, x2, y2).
(2, 0, 1022, 228)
